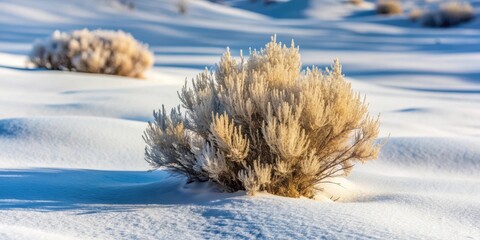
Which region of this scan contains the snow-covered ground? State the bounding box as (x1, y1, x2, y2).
(0, 0, 479, 239)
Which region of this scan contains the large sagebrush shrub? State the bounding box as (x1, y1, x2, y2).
(376, 0, 403, 15)
(30, 29, 153, 78)
(418, 2, 474, 27)
(143, 36, 380, 198)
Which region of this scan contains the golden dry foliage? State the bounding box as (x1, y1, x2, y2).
(349, 0, 364, 6)
(144, 36, 381, 198)
(419, 2, 474, 27)
(376, 0, 403, 15)
(30, 29, 153, 78)
(409, 8, 423, 21)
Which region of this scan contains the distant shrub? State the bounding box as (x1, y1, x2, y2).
(143, 36, 381, 198)
(409, 8, 423, 21)
(178, 0, 187, 15)
(249, 0, 277, 5)
(117, 0, 135, 10)
(349, 0, 364, 6)
(418, 2, 474, 27)
(376, 0, 403, 15)
(30, 29, 154, 78)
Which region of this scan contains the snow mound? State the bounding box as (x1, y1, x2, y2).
(0, 0, 480, 239)
(0, 117, 149, 170)
(0, 167, 478, 239)
(0, 224, 77, 240)
(378, 137, 480, 175)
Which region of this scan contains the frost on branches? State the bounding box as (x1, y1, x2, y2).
(30, 29, 153, 78)
(144, 36, 381, 198)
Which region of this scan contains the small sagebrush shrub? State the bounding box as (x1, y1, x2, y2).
(250, 0, 277, 4)
(178, 0, 187, 15)
(418, 2, 474, 27)
(144, 36, 380, 198)
(30, 29, 153, 78)
(376, 0, 403, 15)
(117, 0, 135, 10)
(349, 0, 364, 6)
(409, 8, 423, 21)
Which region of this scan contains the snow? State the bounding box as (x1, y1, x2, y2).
(0, 0, 479, 239)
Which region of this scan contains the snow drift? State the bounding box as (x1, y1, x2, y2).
(0, 0, 479, 239)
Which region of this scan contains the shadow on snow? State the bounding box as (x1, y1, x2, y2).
(0, 168, 243, 213)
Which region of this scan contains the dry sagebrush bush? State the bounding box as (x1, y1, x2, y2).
(349, 0, 364, 6)
(376, 0, 403, 15)
(144, 36, 381, 198)
(178, 0, 187, 15)
(30, 29, 153, 78)
(409, 8, 423, 21)
(419, 2, 474, 27)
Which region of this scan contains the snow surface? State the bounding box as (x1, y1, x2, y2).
(0, 0, 479, 239)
